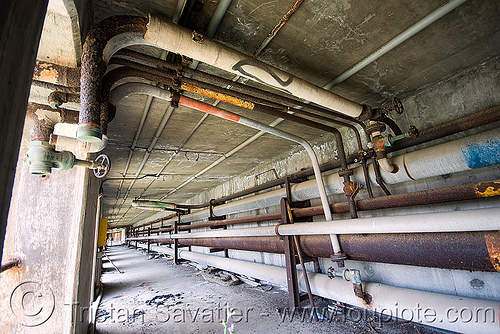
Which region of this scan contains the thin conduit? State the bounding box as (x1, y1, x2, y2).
(324, 0, 468, 89)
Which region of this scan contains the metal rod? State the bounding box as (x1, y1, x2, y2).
(0, 257, 22, 273)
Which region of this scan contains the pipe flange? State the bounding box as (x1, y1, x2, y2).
(274, 221, 284, 240)
(365, 122, 386, 135)
(338, 169, 354, 177)
(330, 252, 348, 265)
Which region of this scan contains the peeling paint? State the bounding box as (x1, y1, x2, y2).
(475, 182, 500, 198)
(485, 232, 500, 272)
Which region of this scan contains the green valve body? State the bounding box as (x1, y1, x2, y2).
(25, 141, 76, 175)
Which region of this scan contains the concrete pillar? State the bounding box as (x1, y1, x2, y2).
(0, 113, 100, 333)
(0, 0, 48, 261)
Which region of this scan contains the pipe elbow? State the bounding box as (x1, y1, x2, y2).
(378, 157, 397, 174)
(79, 15, 149, 144)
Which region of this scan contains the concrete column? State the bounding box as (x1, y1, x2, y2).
(0, 114, 100, 333)
(0, 0, 48, 261)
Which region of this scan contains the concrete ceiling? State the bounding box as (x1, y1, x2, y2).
(35, 0, 500, 227)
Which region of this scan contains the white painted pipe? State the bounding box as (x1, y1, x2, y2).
(144, 244, 500, 334)
(128, 207, 500, 241)
(144, 15, 363, 118)
(133, 127, 500, 228)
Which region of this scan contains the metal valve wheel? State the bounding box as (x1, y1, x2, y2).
(93, 154, 111, 178)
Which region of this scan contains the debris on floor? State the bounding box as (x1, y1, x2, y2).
(145, 293, 184, 307)
(201, 267, 241, 286)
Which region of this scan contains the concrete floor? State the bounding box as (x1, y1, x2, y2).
(94, 246, 448, 334)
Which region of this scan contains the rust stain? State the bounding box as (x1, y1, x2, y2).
(475, 181, 500, 198)
(35, 68, 59, 84)
(181, 83, 255, 109)
(485, 231, 500, 272)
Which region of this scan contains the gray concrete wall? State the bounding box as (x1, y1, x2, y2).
(0, 0, 48, 261)
(0, 114, 100, 333)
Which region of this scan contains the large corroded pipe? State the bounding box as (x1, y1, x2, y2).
(139, 231, 500, 272)
(78, 16, 147, 142)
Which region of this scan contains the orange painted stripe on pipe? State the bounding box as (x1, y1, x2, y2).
(179, 96, 241, 122)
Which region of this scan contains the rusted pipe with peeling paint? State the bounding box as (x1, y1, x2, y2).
(133, 231, 500, 272)
(78, 16, 147, 143)
(134, 180, 500, 234)
(33, 61, 80, 88)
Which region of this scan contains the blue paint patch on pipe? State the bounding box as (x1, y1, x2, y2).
(462, 138, 500, 169)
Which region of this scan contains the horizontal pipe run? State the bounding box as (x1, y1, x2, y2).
(131, 207, 500, 240)
(143, 245, 500, 333)
(134, 127, 500, 228)
(133, 180, 500, 234)
(145, 15, 363, 117)
(132, 231, 500, 272)
(114, 48, 367, 129)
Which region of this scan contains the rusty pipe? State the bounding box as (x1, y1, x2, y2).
(113, 49, 369, 132)
(32, 61, 80, 88)
(134, 180, 500, 233)
(108, 55, 366, 150)
(78, 16, 148, 143)
(136, 231, 500, 272)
